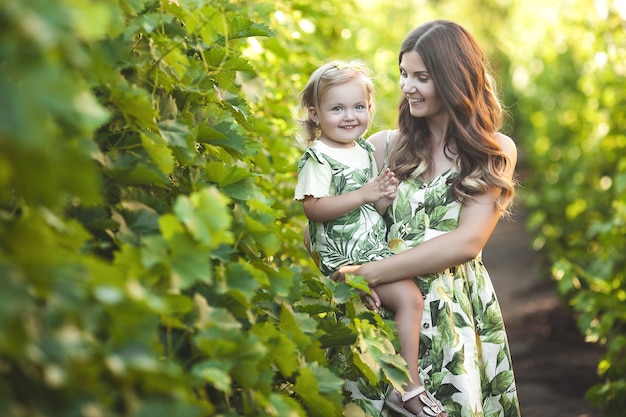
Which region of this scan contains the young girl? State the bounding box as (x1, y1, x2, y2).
(294, 60, 445, 417)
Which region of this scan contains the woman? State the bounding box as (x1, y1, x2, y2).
(337, 20, 522, 417)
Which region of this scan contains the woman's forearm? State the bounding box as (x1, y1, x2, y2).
(357, 230, 478, 285)
(344, 194, 502, 286)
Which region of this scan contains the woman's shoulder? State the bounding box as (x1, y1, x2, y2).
(495, 133, 516, 155)
(495, 132, 518, 167)
(367, 129, 398, 148)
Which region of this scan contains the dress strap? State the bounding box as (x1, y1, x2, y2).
(379, 129, 392, 174)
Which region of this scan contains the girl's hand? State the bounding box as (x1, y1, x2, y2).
(360, 168, 398, 204)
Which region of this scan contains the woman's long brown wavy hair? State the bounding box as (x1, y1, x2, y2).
(388, 20, 516, 213)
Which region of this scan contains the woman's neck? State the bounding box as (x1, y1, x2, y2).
(425, 113, 449, 145)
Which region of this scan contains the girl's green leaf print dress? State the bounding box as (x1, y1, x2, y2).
(386, 171, 521, 417)
(295, 138, 393, 277)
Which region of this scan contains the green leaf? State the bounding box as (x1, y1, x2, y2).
(227, 16, 273, 40)
(140, 131, 174, 175)
(293, 367, 341, 417)
(158, 120, 196, 165)
(221, 99, 253, 130)
(319, 324, 357, 348)
(120, 201, 161, 236)
(222, 262, 263, 306)
(351, 345, 378, 385)
(267, 267, 295, 297)
(104, 153, 170, 186)
(241, 210, 280, 254)
(266, 393, 306, 416)
(380, 352, 411, 390)
(279, 305, 318, 347)
(172, 188, 233, 248)
(109, 80, 158, 130)
(162, 47, 190, 81)
(170, 242, 212, 289)
(345, 273, 371, 294)
(204, 161, 253, 186)
(309, 363, 344, 393)
(223, 178, 260, 201)
(331, 282, 357, 304)
(222, 56, 256, 75)
(271, 333, 299, 376)
(191, 360, 232, 393)
(200, 122, 248, 154)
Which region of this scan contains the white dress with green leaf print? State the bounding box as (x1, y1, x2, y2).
(294, 138, 393, 277)
(386, 170, 521, 417)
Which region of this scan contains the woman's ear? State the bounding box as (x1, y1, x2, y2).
(308, 106, 319, 124)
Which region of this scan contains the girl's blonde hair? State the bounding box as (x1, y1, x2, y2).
(296, 60, 375, 145)
(390, 20, 516, 213)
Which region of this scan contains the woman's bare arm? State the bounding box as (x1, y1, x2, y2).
(338, 133, 518, 286)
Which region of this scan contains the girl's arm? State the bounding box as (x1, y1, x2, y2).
(303, 169, 396, 223)
(338, 134, 517, 286)
(302, 193, 366, 223)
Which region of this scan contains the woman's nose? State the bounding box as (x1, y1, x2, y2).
(401, 79, 416, 93)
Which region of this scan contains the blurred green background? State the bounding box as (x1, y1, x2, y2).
(1, 0, 624, 415)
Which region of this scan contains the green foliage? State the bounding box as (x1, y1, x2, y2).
(4, 0, 625, 415)
(504, 2, 626, 414)
(0, 0, 407, 416)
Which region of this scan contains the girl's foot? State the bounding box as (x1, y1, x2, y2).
(385, 389, 417, 417)
(385, 386, 448, 417)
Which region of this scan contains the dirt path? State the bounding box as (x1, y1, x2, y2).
(483, 211, 605, 417)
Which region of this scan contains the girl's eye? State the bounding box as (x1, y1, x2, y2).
(356, 104, 366, 110)
(331, 106, 342, 112)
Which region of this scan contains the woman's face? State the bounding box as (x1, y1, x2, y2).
(399, 51, 446, 121)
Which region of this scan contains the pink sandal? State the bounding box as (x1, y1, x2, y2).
(385, 386, 448, 417)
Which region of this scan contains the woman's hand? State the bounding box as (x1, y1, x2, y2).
(360, 287, 381, 312)
(331, 266, 381, 312)
(336, 263, 372, 283)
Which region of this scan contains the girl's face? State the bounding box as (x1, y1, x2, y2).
(399, 51, 446, 122)
(309, 77, 370, 148)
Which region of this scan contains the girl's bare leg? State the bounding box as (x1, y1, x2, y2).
(375, 279, 425, 414)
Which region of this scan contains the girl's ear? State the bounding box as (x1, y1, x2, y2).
(308, 106, 319, 124)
